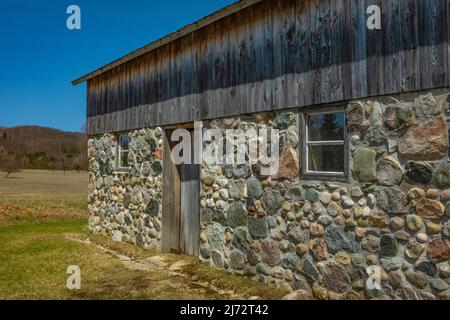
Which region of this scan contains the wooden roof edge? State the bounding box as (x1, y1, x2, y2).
(72, 0, 263, 85)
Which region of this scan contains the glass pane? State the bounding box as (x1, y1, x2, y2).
(308, 145, 345, 173)
(120, 151, 129, 168)
(119, 135, 129, 151)
(307, 112, 345, 141)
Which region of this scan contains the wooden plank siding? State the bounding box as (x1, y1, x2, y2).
(86, 0, 450, 135)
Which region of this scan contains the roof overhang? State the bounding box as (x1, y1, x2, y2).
(72, 0, 263, 85)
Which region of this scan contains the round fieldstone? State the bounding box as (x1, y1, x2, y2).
(200, 243, 211, 259)
(377, 156, 404, 186)
(232, 226, 252, 252)
(379, 235, 398, 258)
(416, 198, 445, 220)
(151, 160, 162, 176)
(381, 257, 403, 271)
(406, 215, 424, 232)
(226, 201, 248, 228)
(319, 262, 351, 294)
(427, 239, 450, 262)
(285, 186, 304, 202)
(247, 176, 263, 198)
(324, 225, 361, 253)
(288, 226, 308, 245)
(405, 239, 425, 260)
(146, 198, 159, 217)
(430, 279, 449, 292)
(281, 252, 298, 271)
(207, 223, 225, 252)
(256, 263, 271, 276)
(211, 251, 225, 269)
(248, 217, 268, 239)
(230, 250, 246, 270)
(405, 271, 428, 289)
(415, 260, 438, 277)
(261, 189, 283, 215)
(261, 239, 281, 267)
(374, 186, 408, 214)
(306, 188, 320, 203)
(405, 161, 433, 184)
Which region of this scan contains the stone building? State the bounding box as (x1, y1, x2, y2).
(73, 0, 450, 299)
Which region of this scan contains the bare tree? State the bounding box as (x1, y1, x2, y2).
(0, 154, 22, 178)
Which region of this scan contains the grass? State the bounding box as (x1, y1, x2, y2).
(0, 170, 289, 300)
(0, 170, 88, 224)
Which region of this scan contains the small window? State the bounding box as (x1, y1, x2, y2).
(303, 110, 346, 177)
(117, 134, 129, 170)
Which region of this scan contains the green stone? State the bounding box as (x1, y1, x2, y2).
(353, 148, 377, 182)
(305, 188, 320, 203)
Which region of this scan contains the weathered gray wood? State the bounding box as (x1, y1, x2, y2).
(161, 131, 181, 253)
(84, 0, 450, 136)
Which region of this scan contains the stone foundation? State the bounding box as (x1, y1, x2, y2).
(87, 91, 450, 299)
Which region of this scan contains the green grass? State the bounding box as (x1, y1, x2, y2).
(0, 170, 289, 300)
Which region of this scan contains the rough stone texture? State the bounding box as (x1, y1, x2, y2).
(91, 93, 450, 300)
(398, 117, 448, 161)
(353, 148, 377, 182)
(88, 129, 163, 250)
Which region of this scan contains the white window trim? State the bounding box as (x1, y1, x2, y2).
(116, 134, 129, 171)
(303, 109, 347, 177)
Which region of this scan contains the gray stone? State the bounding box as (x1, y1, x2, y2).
(374, 186, 408, 214)
(376, 157, 404, 186)
(296, 256, 319, 283)
(281, 252, 298, 271)
(226, 202, 248, 228)
(151, 161, 162, 176)
(200, 243, 211, 259)
(206, 223, 225, 251)
(319, 262, 351, 294)
(248, 217, 268, 239)
(232, 227, 252, 251)
(230, 250, 246, 270)
(256, 263, 271, 276)
(415, 260, 438, 277)
(146, 198, 159, 217)
(274, 113, 296, 130)
(261, 239, 281, 266)
(433, 163, 450, 187)
(364, 127, 386, 147)
(384, 105, 415, 130)
(228, 179, 246, 199)
(288, 226, 308, 245)
(379, 235, 398, 258)
(211, 250, 224, 268)
(324, 225, 361, 253)
(233, 164, 252, 179)
(430, 279, 449, 292)
(112, 230, 123, 242)
(261, 189, 283, 215)
(381, 257, 403, 271)
(247, 176, 263, 198)
(285, 186, 304, 202)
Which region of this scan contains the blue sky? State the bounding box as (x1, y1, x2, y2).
(0, 0, 235, 132)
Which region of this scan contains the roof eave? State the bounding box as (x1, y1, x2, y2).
(72, 0, 263, 86)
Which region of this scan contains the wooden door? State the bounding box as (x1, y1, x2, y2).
(161, 128, 200, 256)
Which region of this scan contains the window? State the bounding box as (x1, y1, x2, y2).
(302, 109, 347, 178)
(117, 134, 129, 170)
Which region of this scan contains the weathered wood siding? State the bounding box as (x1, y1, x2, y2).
(86, 0, 450, 135)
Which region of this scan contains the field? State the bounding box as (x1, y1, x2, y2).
(0, 170, 289, 300)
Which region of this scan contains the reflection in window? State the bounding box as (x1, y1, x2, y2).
(118, 135, 129, 169)
(305, 111, 345, 175)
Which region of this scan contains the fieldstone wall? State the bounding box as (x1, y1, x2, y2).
(199, 91, 450, 300)
(87, 128, 164, 251)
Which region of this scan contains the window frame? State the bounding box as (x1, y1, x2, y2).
(116, 134, 130, 171)
(300, 107, 349, 181)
